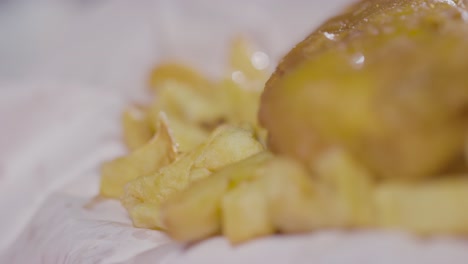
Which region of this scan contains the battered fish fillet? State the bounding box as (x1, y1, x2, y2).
(260, 0, 468, 179)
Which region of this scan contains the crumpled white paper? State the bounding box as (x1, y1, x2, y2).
(1, 0, 468, 263)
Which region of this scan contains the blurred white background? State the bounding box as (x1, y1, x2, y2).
(0, 0, 349, 90)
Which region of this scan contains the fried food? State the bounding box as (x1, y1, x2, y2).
(110, 34, 268, 184)
(100, 113, 177, 198)
(260, 0, 468, 179)
(122, 105, 153, 150)
(98, 4, 468, 244)
(163, 116, 210, 153)
(375, 177, 468, 235)
(314, 148, 374, 227)
(222, 36, 270, 137)
(163, 152, 334, 244)
(228, 35, 270, 85)
(121, 125, 264, 229)
(222, 180, 274, 243)
(149, 63, 213, 93)
(162, 152, 274, 242)
(148, 81, 227, 130)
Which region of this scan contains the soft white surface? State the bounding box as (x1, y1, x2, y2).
(2, 0, 468, 263)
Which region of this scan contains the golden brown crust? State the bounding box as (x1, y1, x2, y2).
(260, 0, 468, 179)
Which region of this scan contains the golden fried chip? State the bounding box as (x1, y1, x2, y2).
(163, 152, 273, 242)
(375, 177, 468, 235)
(121, 125, 264, 229)
(222, 180, 274, 244)
(121, 152, 195, 228)
(218, 36, 271, 129)
(261, 158, 332, 233)
(217, 79, 262, 126)
(122, 105, 153, 151)
(161, 165, 228, 241)
(229, 36, 270, 83)
(163, 152, 328, 243)
(164, 117, 209, 153)
(314, 148, 374, 227)
(191, 125, 264, 170)
(148, 62, 212, 93)
(148, 81, 227, 129)
(100, 113, 178, 198)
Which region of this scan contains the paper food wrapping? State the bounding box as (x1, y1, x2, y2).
(1, 0, 468, 263)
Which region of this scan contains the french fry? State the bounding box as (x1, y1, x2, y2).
(122, 105, 153, 151)
(121, 125, 264, 229)
(100, 113, 177, 198)
(375, 177, 468, 235)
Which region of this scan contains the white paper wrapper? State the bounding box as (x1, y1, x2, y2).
(2, 0, 468, 263)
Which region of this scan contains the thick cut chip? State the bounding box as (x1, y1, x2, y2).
(149, 81, 227, 129)
(164, 116, 209, 153)
(163, 152, 273, 242)
(148, 63, 212, 93)
(163, 152, 328, 244)
(191, 125, 264, 171)
(314, 148, 374, 227)
(161, 166, 230, 241)
(122, 105, 153, 151)
(228, 36, 270, 84)
(100, 113, 177, 198)
(217, 79, 262, 127)
(121, 152, 196, 228)
(375, 177, 468, 235)
(121, 125, 264, 229)
(145, 37, 270, 139)
(220, 36, 271, 129)
(260, 158, 331, 233)
(222, 181, 274, 244)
